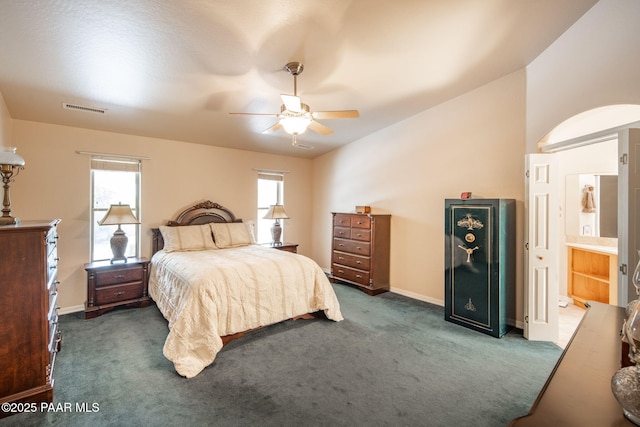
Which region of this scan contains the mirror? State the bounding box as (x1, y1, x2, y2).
(565, 174, 617, 238)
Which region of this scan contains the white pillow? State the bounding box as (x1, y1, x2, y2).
(210, 222, 254, 248)
(159, 224, 217, 252)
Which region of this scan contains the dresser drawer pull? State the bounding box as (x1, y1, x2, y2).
(356, 261, 362, 264)
(356, 233, 362, 237)
(339, 231, 345, 235)
(356, 246, 362, 250)
(338, 269, 344, 274)
(338, 244, 344, 247)
(338, 256, 345, 260)
(114, 274, 126, 280)
(114, 291, 126, 296)
(356, 221, 363, 225)
(356, 274, 363, 279)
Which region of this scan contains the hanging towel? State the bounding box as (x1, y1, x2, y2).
(581, 185, 596, 213)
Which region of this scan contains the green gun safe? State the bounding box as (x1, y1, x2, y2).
(444, 198, 515, 338)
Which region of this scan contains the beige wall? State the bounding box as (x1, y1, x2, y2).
(311, 71, 526, 312)
(12, 120, 313, 311)
(526, 0, 640, 152)
(0, 91, 11, 146)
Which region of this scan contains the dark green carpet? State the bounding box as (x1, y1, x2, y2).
(1, 284, 561, 427)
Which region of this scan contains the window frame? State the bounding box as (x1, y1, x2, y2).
(90, 156, 142, 262)
(257, 172, 284, 244)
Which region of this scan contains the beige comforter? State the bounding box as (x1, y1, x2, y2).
(149, 245, 343, 378)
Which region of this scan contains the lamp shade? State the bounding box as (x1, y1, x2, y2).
(98, 204, 140, 225)
(0, 147, 25, 166)
(263, 204, 289, 220)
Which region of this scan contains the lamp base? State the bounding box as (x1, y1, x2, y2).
(0, 215, 19, 225)
(110, 228, 129, 264)
(271, 222, 282, 245)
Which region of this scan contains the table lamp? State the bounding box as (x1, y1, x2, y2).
(0, 147, 25, 225)
(263, 204, 289, 245)
(98, 203, 140, 263)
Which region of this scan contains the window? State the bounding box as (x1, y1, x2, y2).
(91, 156, 141, 261)
(257, 172, 283, 243)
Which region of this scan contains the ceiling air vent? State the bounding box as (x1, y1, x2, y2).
(62, 102, 107, 114)
(295, 143, 314, 150)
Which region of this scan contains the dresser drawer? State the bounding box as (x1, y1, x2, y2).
(333, 238, 371, 256)
(333, 264, 370, 286)
(334, 214, 352, 227)
(95, 282, 144, 305)
(350, 228, 371, 241)
(351, 215, 371, 229)
(95, 266, 144, 287)
(333, 226, 350, 238)
(332, 251, 370, 270)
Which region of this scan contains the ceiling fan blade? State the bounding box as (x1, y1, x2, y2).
(281, 94, 302, 112)
(308, 120, 334, 135)
(261, 122, 282, 134)
(229, 112, 279, 117)
(312, 110, 360, 119)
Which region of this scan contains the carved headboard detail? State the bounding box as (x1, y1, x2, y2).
(151, 201, 242, 254)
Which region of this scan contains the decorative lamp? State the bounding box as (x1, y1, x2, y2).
(613, 273, 640, 425)
(263, 204, 289, 246)
(98, 203, 140, 263)
(0, 147, 25, 225)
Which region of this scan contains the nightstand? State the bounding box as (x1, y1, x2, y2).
(84, 257, 151, 319)
(261, 242, 298, 253)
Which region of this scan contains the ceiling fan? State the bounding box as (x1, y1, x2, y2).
(230, 62, 359, 145)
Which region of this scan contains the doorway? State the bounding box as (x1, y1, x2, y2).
(525, 104, 640, 342)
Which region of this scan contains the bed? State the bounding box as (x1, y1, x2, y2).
(148, 201, 343, 378)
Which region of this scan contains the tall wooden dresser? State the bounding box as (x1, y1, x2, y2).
(331, 212, 391, 295)
(0, 220, 61, 417)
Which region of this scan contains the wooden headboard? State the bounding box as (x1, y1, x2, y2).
(151, 200, 242, 255)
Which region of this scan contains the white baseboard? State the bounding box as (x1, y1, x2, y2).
(389, 287, 444, 307)
(59, 305, 85, 315)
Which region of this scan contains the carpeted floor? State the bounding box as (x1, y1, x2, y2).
(1, 284, 562, 427)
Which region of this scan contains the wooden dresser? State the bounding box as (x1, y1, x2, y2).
(510, 302, 632, 426)
(0, 220, 62, 417)
(331, 212, 391, 295)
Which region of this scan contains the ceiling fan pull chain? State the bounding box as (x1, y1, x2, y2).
(291, 134, 298, 146)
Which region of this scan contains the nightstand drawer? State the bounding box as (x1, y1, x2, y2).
(95, 282, 144, 305)
(94, 266, 144, 287)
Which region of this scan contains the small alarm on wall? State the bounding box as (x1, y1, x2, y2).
(460, 192, 472, 199)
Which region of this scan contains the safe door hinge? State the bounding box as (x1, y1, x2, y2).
(524, 315, 529, 324)
(525, 242, 529, 250)
(621, 264, 628, 275)
(621, 153, 628, 165)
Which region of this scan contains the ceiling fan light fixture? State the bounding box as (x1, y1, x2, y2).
(280, 116, 312, 135)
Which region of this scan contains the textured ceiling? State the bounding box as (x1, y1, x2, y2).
(0, 0, 597, 158)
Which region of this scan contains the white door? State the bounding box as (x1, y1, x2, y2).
(524, 154, 559, 341)
(618, 128, 640, 306)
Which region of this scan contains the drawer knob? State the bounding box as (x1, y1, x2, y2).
(356, 275, 362, 279)
(356, 234, 362, 237)
(338, 270, 344, 274)
(338, 257, 344, 260)
(357, 247, 362, 250)
(356, 261, 362, 264)
(339, 244, 344, 247)
(114, 291, 126, 296)
(114, 274, 126, 279)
